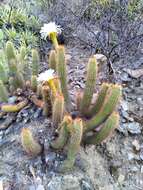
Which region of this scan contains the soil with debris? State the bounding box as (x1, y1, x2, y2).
(0, 44, 143, 190)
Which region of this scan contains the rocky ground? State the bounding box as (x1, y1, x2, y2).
(0, 43, 143, 190)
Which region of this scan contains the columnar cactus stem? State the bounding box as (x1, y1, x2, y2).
(60, 118, 83, 171)
(1, 100, 28, 112)
(84, 84, 122, 133)
(31, 75, 38, 92)
(0, 80, 8, 102)
(80, 56, 97, 116)
(0, 64, 8, 83)
(52, 94, 65, 127)
(83, 112, 119, 145)
(5, 41, 16, 62)
(51, 115, 73, 149)
(47, 78, 57, 101)
(42, 85, 51, 116)
(49, 32, 59, 50)
(56, 46, 71, 110)
(32, 49, 39, 76)
(21, 128, 42, 156)
(49, 50, 57, 70)
(53, 77, 62, 94)
(87, 83, 110, 117)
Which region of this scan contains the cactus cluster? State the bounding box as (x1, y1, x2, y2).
(19, 42, 121, 170)
(0, 41, 40, 110)
(43, 44, 122, 171)
(0, 39, 122, 172)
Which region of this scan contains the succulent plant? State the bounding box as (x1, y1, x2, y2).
(52, 94, 65, 127)
(49, 50, 57, 70)
(32, 49, 39, 76)
(0, 80, 8, 102)
(80, 56, 97, 116)
(21, 128, 42, 156)
(56, 46, 71, 110)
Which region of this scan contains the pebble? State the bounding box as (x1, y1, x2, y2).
(127, 122, 141, 134)
(132, 140, 140, 151)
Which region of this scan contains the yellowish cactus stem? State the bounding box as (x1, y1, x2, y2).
(21, 128, 42, 156)
(1, 100, 28, 112)
(49, 50, 57, 70)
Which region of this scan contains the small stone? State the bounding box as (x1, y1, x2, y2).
(118, 174, 125, 184)
(132, 140, 140, 151)
(127, 122, 141, 134)
(8, 96, 17, 104)
(121, 100, 128, 111)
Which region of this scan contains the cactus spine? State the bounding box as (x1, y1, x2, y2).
(84, 84, 122, 133)
(51, 115, 72, 149)
(32, 49, 39, 76)
(56, 46, 71, 110)
(21, 128, 42, 156)
(80, 57, 97, 116)
(0, 80, 8, 102)
(83, 112, 119, 145)
(52, 94, 65, 127)
(31, 75, 38, 92)
(49, 50, 57, 70)
(60, 118, 83, 171)
(87, 83, 110, 117)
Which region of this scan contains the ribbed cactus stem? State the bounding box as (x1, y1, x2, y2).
(31, 75, 38, 92)
(52, 94, 65, 127)
(51, 115, 72, 149)
(87, 83, 110, 117)
(0, 64, 8, 83)
(56, 46, 71, 110)
(37, 83, 43, 98)
(19, 46, 27, 62)
(0, 80, 8, 102)
(32, 49, 39, 76)
(15, 72, 25, 89)
(49, 50, 57, 70)
(49, 32, 59, 50)
(80, 56, 97, 116)
(21, 128, 42, 156)
(60, 118, 83, 171)
(47, 78, 57, 101)
(53, 77, 62, 94)
(42, 85, 51, 116)
(5, 41, 16, 62)
(84, 84, 122, 133)
(83, 112, 119, 145)
(1, 100, 28, 112)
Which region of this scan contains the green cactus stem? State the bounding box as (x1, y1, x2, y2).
(76, 90, 83, 111)
(5, 41, 16, 62)
(60, 118, 83, 172)
(83, 112, 119, 145)
(84, 84, 122, 133)
(0, 64, 8, 83)
(1, 100, 28, 112)
(51, 115, 73, 150)
(0, 80, 8, 102)
(31, 75, 38, 92)
(19, 46, 27, 63)
(32, 49, 39, 76)
(80, 56, 97, 116)
(52, 94, 65, 127)
(49, 50, 57, 70)
(21, 128, 42, 157)
(42, 85, 51, 117)
(87, 83, 110, 117)
(56, 46, 71, 110)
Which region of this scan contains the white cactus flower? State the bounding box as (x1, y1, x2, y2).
(37, 69, 55, 83)
(40, 22, 62, 39)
